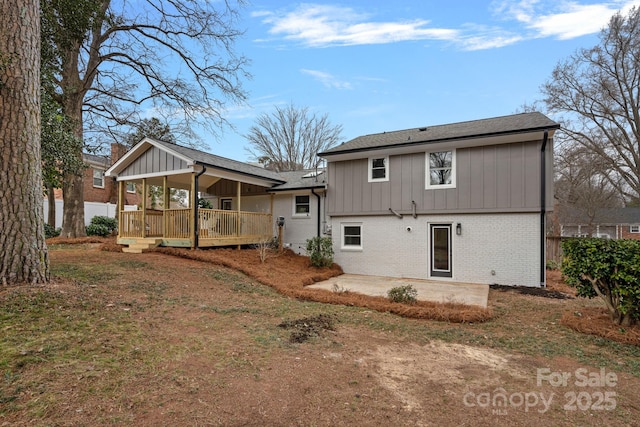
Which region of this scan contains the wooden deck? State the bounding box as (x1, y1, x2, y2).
(118, 208, 273, 248)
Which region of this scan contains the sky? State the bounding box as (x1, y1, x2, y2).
(199, 0, 640, 162)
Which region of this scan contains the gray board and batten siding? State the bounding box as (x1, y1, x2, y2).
(322, 112, 559, 217)
(117, 145, 189, 178)
(326, 140, 553, 216)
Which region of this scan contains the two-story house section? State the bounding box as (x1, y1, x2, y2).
(318, 112, 560, 287)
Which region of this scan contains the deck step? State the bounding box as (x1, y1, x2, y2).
(123, 238, 162, 254)
(122, 247, 144, 254)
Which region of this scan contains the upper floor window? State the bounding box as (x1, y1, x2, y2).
(630, 225, 640, 233)
(368, 156, 389, 182)
(294, 195, 310, 216)
(426, 150, 456, 189)
(126, 182, 136, 193)
(93, 168, 105, 188)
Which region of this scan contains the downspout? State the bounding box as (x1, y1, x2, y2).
(540, 130, 549, 287)
(193, 162, 207, 249)
(311, 188, 321, 237)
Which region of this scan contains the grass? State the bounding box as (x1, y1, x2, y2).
(2, 245, 640, 425)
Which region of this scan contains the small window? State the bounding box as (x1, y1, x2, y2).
(294, 195, 310, 215)
(221, 199, 232, 210)
(630, 225, 640, 233)
(426, 150, 456, 189)
(93, 168, 104, 188)
(126, 182, 135, 193)
(341, 223, 362, 250)
(368, 156, 389, 182)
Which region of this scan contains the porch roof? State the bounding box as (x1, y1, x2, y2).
(105, 137, 286, 190)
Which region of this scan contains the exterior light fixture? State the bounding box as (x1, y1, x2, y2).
(456, 223, 462, 235)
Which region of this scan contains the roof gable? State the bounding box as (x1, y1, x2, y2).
(105, 137, 285, 185)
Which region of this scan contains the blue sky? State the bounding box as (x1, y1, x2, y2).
(201, 0, 640, 162)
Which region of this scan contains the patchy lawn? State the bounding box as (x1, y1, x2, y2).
(0, 242, 639, 426)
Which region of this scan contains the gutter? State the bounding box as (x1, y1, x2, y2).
(540, 130, 549, 287)
(193, 162, 207, 249)
(311, 188, 322, 237)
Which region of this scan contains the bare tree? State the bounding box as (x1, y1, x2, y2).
(555, 144, 623, 234)
(42, 0, 249, 237)
(542, 6, 640, 204)
(0, 0, 49, 284)
(245, 103, 343, 171)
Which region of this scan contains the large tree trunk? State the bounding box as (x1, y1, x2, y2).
(59, 86, 86, 237)
(0, 0, 50, 284)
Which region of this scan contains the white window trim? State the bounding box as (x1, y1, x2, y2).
(630, 225, 640, 233)
(126, 182, 136, 193)
(368, 156, 389, 182)
(425, 149, 456, 190)
(292, 194, 311, 218)
(93, 168, 105, 188)
(341, 222, 363, 251)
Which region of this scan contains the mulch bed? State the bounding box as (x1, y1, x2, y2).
(490, 284, 574, 299)
(561, 307, 640, 346)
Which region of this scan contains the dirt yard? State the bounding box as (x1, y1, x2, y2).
(1, 241, 639, 426)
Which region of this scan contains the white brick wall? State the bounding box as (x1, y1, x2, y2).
(272, 192, 326, 254)
(331, 212, 543, 287)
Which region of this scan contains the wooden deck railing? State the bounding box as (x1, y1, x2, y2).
(198, 209, 272, 239)
(164, 209, 191, 239)
(119, 209, 272, 242)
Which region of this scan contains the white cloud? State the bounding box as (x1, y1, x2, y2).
(257, 4, 458, 47)
(301, 69, 353, 90)
(496, 0, 640, 39)
(256, 1, 640, 51)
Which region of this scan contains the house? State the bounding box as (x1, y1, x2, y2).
(45, 144, 141, 228)
(318, 112, 560, 287)
(105, 138, 328, 253)
(558, 207, 640, 240)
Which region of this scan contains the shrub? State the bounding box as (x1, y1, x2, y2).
(546, 259, 560, 270)
(90, 215, 118, 233)
(387, 285, 418, 304)
(562, 238, 640, 326)
(305, 236, 334, 268)
(86, 224, 111, 237)
(44, 223, 61, 239)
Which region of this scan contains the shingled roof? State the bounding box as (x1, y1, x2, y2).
(319, 112, 560, 156)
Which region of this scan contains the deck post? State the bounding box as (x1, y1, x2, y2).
(141, 178, 147, 238)
(236, 181, 241, 249)
(163, 175, 169, 238)
(191, 171, 197, 249)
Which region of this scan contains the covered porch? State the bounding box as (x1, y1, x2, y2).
(106, 138, 286, 252)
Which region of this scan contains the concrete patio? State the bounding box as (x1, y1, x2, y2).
(308, 274, 490, 308)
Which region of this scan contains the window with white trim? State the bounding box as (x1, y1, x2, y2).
(221, 198, 232, 210)
(93, 168, 105, 188)
(368, 156, 389, 182)
(630, 225, 640, 233)
(294, 195, 310, 215)
(341, 223, 362, 250)
(426, 150, 456, 189)
(126, 182, 136, 193)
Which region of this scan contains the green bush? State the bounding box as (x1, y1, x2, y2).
(305, 236, 334, 268)
(44, 223, 61, 239)
(89, 215, 118, 233)
(86, 224, 111, 237)
(562, 238, 640, 326)
(387, 285, 418, 304)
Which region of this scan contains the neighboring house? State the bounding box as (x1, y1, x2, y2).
(558, 207, 640, 240)
(45, 144, 141, 228)
(105, 137, 327, 253)
(318, 112, 560, 287)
